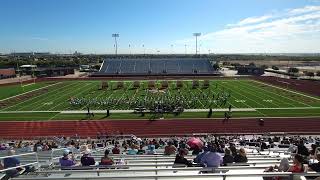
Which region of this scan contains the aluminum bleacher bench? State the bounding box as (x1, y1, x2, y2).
(60, 165, 129, 170)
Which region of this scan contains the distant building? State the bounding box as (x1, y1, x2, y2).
(79, 65, 91, 72)
(0, 68, 16, 79)
(10, 52, 51, 57)
(18, 65, 74, 77)
(237, 65, 264, 76)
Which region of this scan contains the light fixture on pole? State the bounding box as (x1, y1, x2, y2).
(112, 33, 119, 55)
(193, 33, 201, 55)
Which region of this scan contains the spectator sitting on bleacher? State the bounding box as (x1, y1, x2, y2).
(174, 148, 193, 167)
(4, 150, 24, 178)
(309, 153, 320, 172)
(200, 146, 223, 167)
(81, 149, 95, 166)
(234, 148, 248, 163)
(194, 147, 209, 164)
(310, 144, 319, 157)
(164, 141, 177, 155)
(112, 145, 120, 154)
(223, 148, 234, 166)
(264, 158, 290, 174)
(0, 143, 7, 150)
(100, 149, 114, 165)
(137, 145, 146, 155)
(297, 140, 310, 157)
(59, 150, 77, 167)
(127, 145, 138, 155)
(288, 154, 305, 173)
(229, 144, 237, 157)
(147, 145, 156, 155)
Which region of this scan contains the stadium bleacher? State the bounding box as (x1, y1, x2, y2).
(1, 135, 320, 180)
(95, 58, 215, 76)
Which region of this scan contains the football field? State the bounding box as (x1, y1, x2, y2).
(0, 79, 319, 121)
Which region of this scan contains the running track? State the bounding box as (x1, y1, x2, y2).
(0, 118, 319, 139)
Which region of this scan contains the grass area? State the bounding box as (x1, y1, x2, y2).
(0, 81, 57, 100)
(0, 109, 319, 121)
(0, 79, 319, 121)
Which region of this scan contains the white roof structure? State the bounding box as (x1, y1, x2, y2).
(20, 65, 37, 68)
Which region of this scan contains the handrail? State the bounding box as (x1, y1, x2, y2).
(34, 165, 281, 174)
(35, 167, 209, 174)
(0, 162, 38, 173)
(0, 152, 37, 160)
(52, 160, 290, 168)
(11, 172, 320, 180)
(0, 152, 39, 172)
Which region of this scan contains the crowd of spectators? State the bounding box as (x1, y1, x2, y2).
(1, 134, 320, 179)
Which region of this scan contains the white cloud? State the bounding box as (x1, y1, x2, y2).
(228, 15, 272, 26)
(289, 5, 320, 15)
(176, 5, 320, 53)
(30, 37, 49, 41)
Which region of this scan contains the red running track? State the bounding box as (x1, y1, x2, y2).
(0, 118, 319, 139)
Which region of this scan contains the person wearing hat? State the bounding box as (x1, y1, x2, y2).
(59, 149, 77, 167)
(80, 149, 95, 166)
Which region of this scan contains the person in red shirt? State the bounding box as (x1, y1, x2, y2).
(288, 154, 305, 173)
(100, 149, 114, 165)
(112, 145, 120, 154)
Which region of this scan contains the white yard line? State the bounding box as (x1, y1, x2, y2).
(47, 83, 94, 111)
(21, 82, 35, 87)
(220, 82, 267, 117)
(0, 82, 73, 111)
(248, 80, 312, 107)
(236, 81, 282, 108)
(95, 87, 116, 110)
(24, 83, 81, 111)
(0, 82, 61, 102)
(214, 83, 238, 108)
(220, 82, 265, 108)
(253, 80, 320, 101)
(48, 112, 61, 120)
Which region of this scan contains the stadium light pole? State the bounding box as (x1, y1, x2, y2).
(142, 44, 145, 56)
(193, 33, 201, 55)
(184, 44, 187, 55)
(170, 44, 173, 55)
(112, 33, 119, 55)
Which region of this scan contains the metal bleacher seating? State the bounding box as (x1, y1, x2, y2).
(1, 143, 319, 180)
(95, 58, 215, 75)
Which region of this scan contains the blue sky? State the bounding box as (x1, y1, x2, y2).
(0, 0, 320, 54)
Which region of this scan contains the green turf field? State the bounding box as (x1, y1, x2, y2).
(0, 81, 56, 100)
(0, 79, 319, 120)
